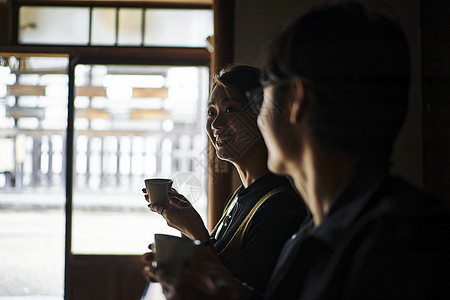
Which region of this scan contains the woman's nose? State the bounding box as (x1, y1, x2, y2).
(211, 112, 226, 130)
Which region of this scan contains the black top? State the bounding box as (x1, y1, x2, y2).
(263, 162, 450, 299)
(210, 172, 307, 293)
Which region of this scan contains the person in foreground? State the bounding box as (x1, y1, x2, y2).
(143, 65, 307, 293)
(143, 2, 450, 299)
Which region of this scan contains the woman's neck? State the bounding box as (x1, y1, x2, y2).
(235, 163, 270, 188)
(233, 144, 270, 188)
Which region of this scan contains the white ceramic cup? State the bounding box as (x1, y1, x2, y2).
(144, 178, 173, 206)
(153, 234, 199, 268)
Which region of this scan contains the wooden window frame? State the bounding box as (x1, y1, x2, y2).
(0, 1, 238, 298)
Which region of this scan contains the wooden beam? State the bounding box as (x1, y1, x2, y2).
(0, 46, 210, 66)
(76, 86, 107, 97)
(76, 87, 169, 98)
(0, 53, 68, 58)
(76, 108, 109, 119)
(7, 84, 46, 96)
(13, 0, 212, 9)
(132, 87, 168, 98)
(11, 69, 68, 75)
(6, 107, 45, 118)
(129, 109, 167, 120)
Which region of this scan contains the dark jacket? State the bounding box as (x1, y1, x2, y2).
(211, 172, 307, 293)
(265, 163, 450, 299)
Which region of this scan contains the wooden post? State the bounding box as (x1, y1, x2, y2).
(0, 0, 12, 45)
(207, 0, 236, 230)
(421, 0, 450, 205)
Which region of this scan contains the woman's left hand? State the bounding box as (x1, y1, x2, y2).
(142, 187, 210, 242)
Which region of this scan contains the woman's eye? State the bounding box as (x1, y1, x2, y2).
(225, 106, 235, 113)
(207, 108, 216, 116)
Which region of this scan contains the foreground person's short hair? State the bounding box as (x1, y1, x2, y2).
(262, 2, 410, 159)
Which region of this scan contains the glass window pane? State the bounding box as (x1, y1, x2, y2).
(144, 9, 213, 47)
(91, 8, 117, 46)
(118, 8, 143, 46)
(72, 65, 209, 254)
(0, 54, 68, 298)
(19, 6, 90, 45)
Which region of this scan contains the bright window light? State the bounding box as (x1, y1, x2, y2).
(103, 75, 165, 88)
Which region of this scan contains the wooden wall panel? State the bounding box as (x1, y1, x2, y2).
(421, 0, 450, 204)
(70, 255, 147, 300)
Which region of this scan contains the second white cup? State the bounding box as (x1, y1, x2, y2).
(153, 234, 199, 268)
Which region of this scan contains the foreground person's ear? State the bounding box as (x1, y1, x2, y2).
(289, 78, 309, 124)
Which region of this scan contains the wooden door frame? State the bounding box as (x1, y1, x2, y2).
(207, 0, 236, 230)
(421, 0, 450, 205)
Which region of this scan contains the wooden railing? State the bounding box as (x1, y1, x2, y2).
(0, 128, 206, 192)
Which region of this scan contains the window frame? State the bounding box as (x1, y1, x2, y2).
(11, 0, 212, 47)
(2, 1, 213, 298)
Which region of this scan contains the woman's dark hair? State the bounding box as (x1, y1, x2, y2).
(212, 65, 263, 117)
(262, 2, 411, 159)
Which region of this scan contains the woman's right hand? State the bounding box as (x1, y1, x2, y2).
(142, 250, 242, 300)
(142, 187, 210, 242)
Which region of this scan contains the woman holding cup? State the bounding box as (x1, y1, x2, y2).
(143, 65, 307, 292)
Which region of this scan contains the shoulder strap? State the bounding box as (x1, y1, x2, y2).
(218, 186, 294, 275)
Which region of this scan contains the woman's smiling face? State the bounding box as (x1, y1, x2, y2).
(206, 85, 262, 164)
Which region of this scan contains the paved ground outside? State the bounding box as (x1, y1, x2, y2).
(0, 192, 206, 299)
